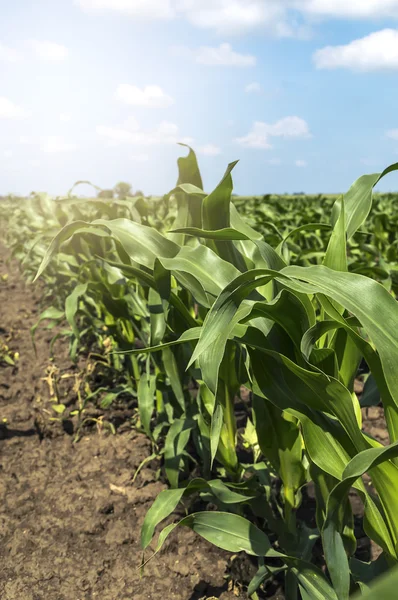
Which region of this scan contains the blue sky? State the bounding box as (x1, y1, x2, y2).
(1, 0, 398, 196)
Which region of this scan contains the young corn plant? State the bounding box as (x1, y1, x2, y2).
(33, 150, 243, 481)
(35, 149, 398, 598)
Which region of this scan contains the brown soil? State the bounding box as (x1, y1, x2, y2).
(0, 243, 241, 600)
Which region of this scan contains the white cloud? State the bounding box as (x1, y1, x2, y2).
(3, 150, 13, 159)
(74, 1, 398, 38)
(386, 128, 398, 140)
(97, 119, 193, 146)
(0, 42, 21, 62)
(123, 116, 141, 130)
(245, 82, 262, 93)
(194, 43, 256, 66)
(60, 113, 72, 122)
(27, 40, 68, 61)
(41, 136, 77, 153)
(236, 117, 311, 149)
(295, 159, 307, 167)
(116, 84, 174, 108)
(235, 126, 270, 150)
(0, 97, 30, 119)
(76, 0, 292, 35)
(295, 0, 398, 19)
(266, 158, 282, 165)
(76, 0, 175, 19)
(197, 144, 221, 156)
(180, 0, 291, 36)
(313, 29, 398, 71)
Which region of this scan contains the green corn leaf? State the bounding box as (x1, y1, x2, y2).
(177, 511, 273, 556)
(188, 268, 282, 368)
(34, 220, 91, 280)
(138, 370, 157, 438)
(209, 402, 224, 468)
(160, 244, 240, 302)
(168, 145, 204, 244)
(324, 197, 347, 272)
(361, 375, 380, 408)
(164, 417, 194, 488)
(323, 441, 398, 597)
(141, 478, 255, 550)
(146, 511, 337, 599)
(170, 226, 251, 240)
(230, 202, 263, 241)
(283, 265, 398, 406)
(148, 287, 166, 346)
(65, 282, 88, 339)
(161, 347, 185, 412)
(352, 565, 398, 599)
(30, 306, 65, 349)
(116, 327, 201, 355)
(277, 223, 332, 255)
(344, 163, 398, 240)
(91, 218, 180, 268)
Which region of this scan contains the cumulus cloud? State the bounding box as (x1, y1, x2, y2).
(75, 1, 398, 38)
(97, 119, 193, 146)
(236, 117, 311, 149)
(116, 84, 174, 107)
(76, 0, 293, 35)
(0, 97, 31, 119)
(27, 40, 68, 61)
(180, 0, 291, 36)
(295, 0, 398, 19)
(313, 29, 398, 71)
(386, 128, 398, 140)
(197, 144, 221, 156)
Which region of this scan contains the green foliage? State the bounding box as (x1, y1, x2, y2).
(4, 148, 398, 598)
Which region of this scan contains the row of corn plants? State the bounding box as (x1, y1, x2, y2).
(4, 149, 398, 597)
(234, 192, 398, 295)
(2, 188, 178, 418)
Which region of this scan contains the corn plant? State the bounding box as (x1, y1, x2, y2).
(26, 149, 398, 598)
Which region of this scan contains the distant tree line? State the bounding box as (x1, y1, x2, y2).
(97, 181, 144, 199)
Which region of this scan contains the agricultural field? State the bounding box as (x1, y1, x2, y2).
(2, 148, 398, 600)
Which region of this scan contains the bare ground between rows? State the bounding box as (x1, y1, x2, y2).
(0, 242, 247, 600)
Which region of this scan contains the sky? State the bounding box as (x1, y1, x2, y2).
(1, 0, 398, 196)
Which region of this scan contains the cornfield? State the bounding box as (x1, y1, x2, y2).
(3, 147, 398, 599)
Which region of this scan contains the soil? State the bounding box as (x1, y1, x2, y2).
(0, 242, 242, 600)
